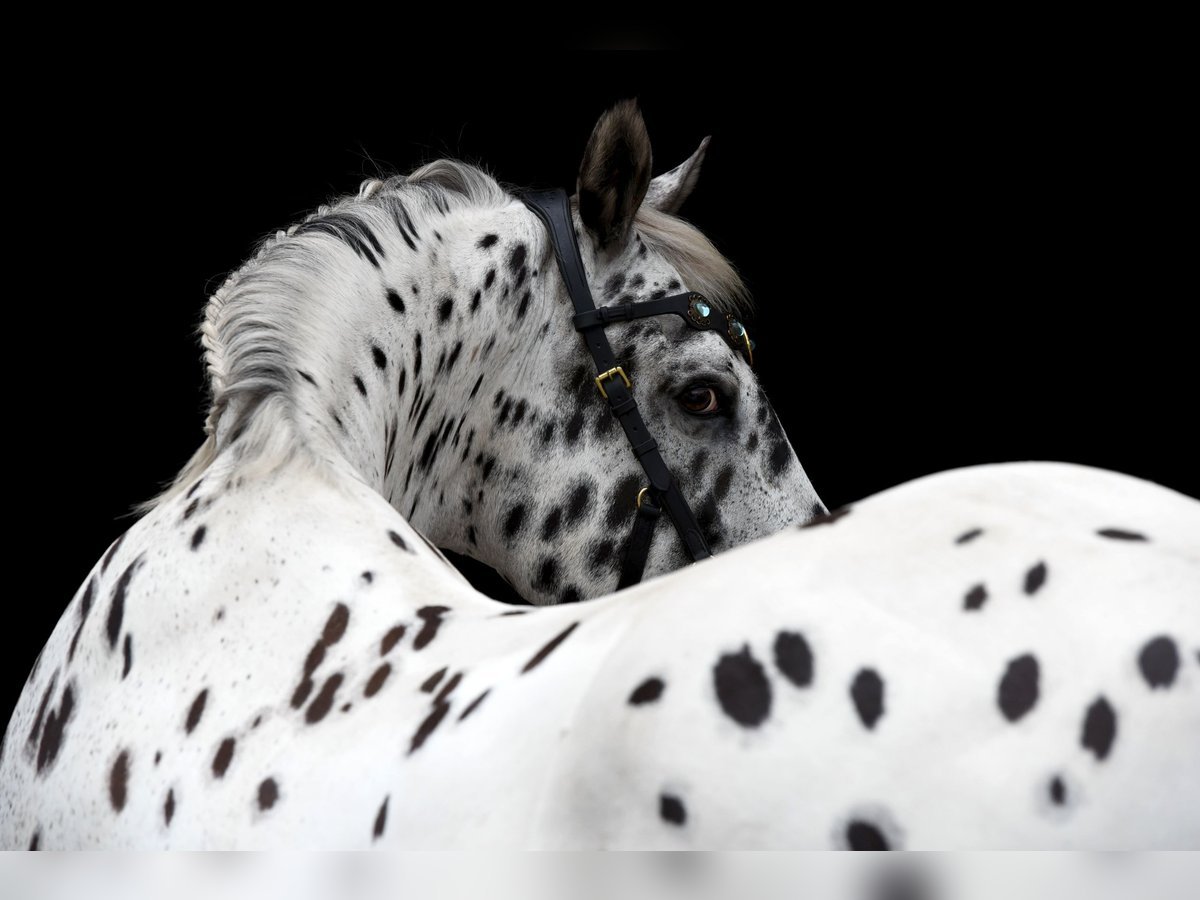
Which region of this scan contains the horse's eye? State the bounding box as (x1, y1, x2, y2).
(678, 385, 722, 416)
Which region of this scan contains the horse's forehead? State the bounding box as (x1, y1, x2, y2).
(655, 321, 747, 372)
(593, 242, 680, 294)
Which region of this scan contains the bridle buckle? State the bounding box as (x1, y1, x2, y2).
(594, 366, 631, 399)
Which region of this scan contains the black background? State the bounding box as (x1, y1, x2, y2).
(5, 51, 1192, 730)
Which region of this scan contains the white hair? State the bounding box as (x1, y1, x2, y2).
(141, 160, 749, 513)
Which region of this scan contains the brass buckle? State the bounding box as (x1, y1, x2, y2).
(594, 366, 631, 399)
(636, 486, 651, 509)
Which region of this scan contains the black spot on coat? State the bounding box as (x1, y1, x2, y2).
(421, 666, 448, 693)
(322, 603, 350, 645)
(191, 526, 207, 550)
(1081, 696, 1117, 760)
(258, 778, 279, 811)
(291, 677, 314, 710)
(605, 474, 642, 528)
(503, 503, 527, 539)
(413, 606, 450, 650)
(306, 673, 345, 724)
(110, 750, 130, 811)
(373, 796, 389, 840)
(564, 410, 585, 444)
(1024, 561, 1047, 595)
(409, 701, 451, 754)
(629, 677, 665, 705)
(588, 540, 616, 576)
(68, 578, 95, 662)
(28, 674, 57, 751)
(36, 684, 75, 774)
(521, 622, 580, 673)
(435, 671, 463, 704)
(964, 584, 988, 611)
(713, 646, 772, 727)
(303, 643, 326, 679)
(998, 654, 1040, 722)
(508, 243, 527, 274)
(1049, 775, 1067, 806)
(212, 737, 236, 777)
(851, 668, 885, 730)
(955, 528, 983, 544)
(713, 466, 734, 502)
(540, 507, 563, 542)
(380, 625, 406, 655)
(535, 557, 559, 591)
(846, 819, 890, 850)
(458, 689, 490, 721)
(1138, 636, 1179, 689)
(774, 631, 814, 688)
(768, 440, 792, 477)
(565, 482, 593, 525)
(107, 559, 139, 650)
(365, 663, 391, 697)
(659, 793, 686, 826)
(1097, 528, 1148, 541)
(101, 532, 127, 573)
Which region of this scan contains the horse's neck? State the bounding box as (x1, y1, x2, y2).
(213, 196, 558, 560)
(177, 445, 486, 611)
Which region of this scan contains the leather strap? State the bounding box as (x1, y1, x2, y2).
(572, 292, 752, 362)
(617, 491, 661, 588)
(571, 295, 694, 330)
(521, 189, 713, 572)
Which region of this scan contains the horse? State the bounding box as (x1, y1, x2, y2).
(2, 102, 1196, 849)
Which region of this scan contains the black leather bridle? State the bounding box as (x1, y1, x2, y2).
(521, 189, 755, 588)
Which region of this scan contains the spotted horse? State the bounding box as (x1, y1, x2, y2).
(2, 102, 1197, 849)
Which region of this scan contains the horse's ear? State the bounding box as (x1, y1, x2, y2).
(577, 100, 653, 250)
(644, 136, 710, 214)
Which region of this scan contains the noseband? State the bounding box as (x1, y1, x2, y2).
(521, 189, 754, 588)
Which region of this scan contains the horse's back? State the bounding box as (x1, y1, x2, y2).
(4, 461, 1197, 848)
(535, 463, 1200, 848)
